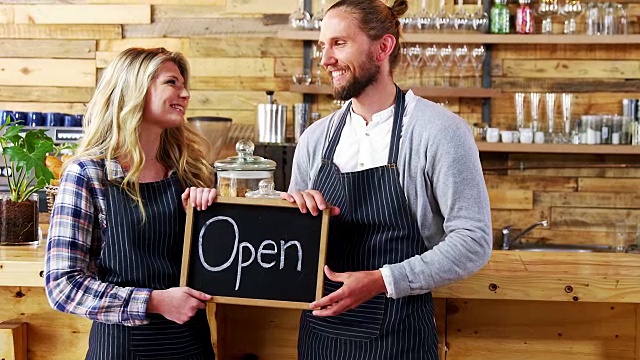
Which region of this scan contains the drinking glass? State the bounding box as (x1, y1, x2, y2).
(560, 0, 584, 34)
(561, 93, 573, 142)
(515, 92, 526, 130)
(537, 0, 559, 34)
(417, 0, 435, 32)
(471, 0, 489, 32)
(312, 43, 323, 85)
(423, 44, 440, 86)
(470, 45, 485, 88)
(407, 44, 424, 86)
(289, 0, 311, 29)
(438, 45, 454, 87)
(311, 0, 326, 30)
(452, 0, 470, 32)
(435, 0, 453, 32)
(453, 45, 470, 87)
(529, 92, 541, 132)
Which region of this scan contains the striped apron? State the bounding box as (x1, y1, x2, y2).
(298, 86, 439, 360)
(85, 170, 215, 360)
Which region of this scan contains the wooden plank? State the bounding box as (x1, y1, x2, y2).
(191, 58, 275, 77)
(508, 228, 632, 247)
(494, 78, 640, 93)
(123, 18, 284, 38)
(477, 143, 640, 155)
(0, 58, 95, 87)
(189, 37, 301, 58)
(552, 208, 640, 231)
(6, 5, 150, 25)
(491, 208, 551, 231)
(493, 44, 640, 61)
(153, 5, 229, 19)
(186, 109, 255, 126)
(97, 38, 188, 53)
(445, 299, 635, 360)
(0, 102, 86, 114)
(579, 178, 640, 193)
(0, 39, 94, 59)
(0, 86, 93, 103)
(536, 191, 640, 209)
(0, 322, 27, 360)
(0, 24, 121, 39)
(500, 59, 640, 79)
(488, 189, 533, 210)
(89, 0, 225, 4)
(484, 174, 577, 192)
(190, 77, 291, 91)
(225, 0, 297, 14)
(189, 90, 301, 111)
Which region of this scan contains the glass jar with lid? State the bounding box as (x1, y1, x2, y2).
(214, 139, 276, 197)
(516, 0, 535, 34)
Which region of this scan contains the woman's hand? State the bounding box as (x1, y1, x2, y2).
(181, 187, 217, 211)
(147, 287, 211, 324)
(280, 190, 340, 217)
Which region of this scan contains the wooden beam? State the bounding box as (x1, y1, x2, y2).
(0, 87, 93, 103)
(3, 5, 150, 25)
(0, 322, 27, 360)
(0, 39, 95, 59)
(0, 102, 86, 114)
(488, 189, 534, 210)
(97, 38, 188, 53)
(0, 24, 121, 39)
(123, 18, 284, 38)
(0, 58, 95, 87)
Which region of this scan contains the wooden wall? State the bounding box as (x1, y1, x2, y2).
(3, 1, 640, 360)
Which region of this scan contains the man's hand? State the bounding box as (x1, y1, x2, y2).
(280, 190, 340, 216)
(147, 287, 211, 324)
(310, 266, 387, 316)
(181, 187, 217, 211)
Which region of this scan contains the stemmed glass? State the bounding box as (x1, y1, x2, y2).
(470, 45, 485, 88)
(529, 92, 541, 132)
(312, 43, 323, 85)
(561, 93, 573, 143)
(471, 0, 489, 33)
(537, 0, 559, 34)
(435, 0, 452, 32)
(423, 44, 440, 86)
(407, 44, 424, 86)
(452, 0, 471, 32)
(559, 0, 584, 34)
(438, 45, 454, 87)
(311, 0, 326, 30)
(453, 45, 470, 87)
(515, 93, 526, 130)
(289, 0, 311, 29)
(417, 0, 435, 32)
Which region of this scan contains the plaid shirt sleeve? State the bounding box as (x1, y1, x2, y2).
(44, 160, 152, 326)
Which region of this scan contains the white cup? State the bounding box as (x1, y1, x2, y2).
(512, 131, 520, 143)
(486, 127, 500, 143)
(519, 128, 533, 144)
(534, 131, 545, 144)
(500, 131, 513, 143)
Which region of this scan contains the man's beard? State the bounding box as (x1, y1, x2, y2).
(332, 56, 380, 101)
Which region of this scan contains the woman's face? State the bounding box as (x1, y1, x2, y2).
(142, 61, 190, 131)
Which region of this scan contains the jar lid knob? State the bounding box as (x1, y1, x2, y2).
(236, 139, 255, 161)
(258, 179, 275, 193)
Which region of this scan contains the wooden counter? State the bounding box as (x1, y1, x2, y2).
(4, 245, 640, 303)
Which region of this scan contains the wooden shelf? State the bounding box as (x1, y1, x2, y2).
(477, 142, 640, 154)
(290, 84, 501, 98)
(278, 30, 640, 45)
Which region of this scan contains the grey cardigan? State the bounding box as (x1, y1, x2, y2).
(288, 93, 492, 299)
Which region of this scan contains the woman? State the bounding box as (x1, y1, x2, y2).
(45, 47, 217, 359)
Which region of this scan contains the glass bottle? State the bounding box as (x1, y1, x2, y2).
(516, 0, 535, 34)
(490, 0, 510, 34)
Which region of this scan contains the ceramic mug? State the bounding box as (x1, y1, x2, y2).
(519, 128, 533, 144)
(486, 127, 500, 143)
(500, 130, 513, 143)
(534, 131, 545, 144)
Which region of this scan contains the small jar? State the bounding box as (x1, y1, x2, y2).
(516, 0, 535, 34)
(490, 0, 510, 34)
(214, 139, 277, 197)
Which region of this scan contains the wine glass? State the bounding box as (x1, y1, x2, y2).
(407, 43, 424, 86)
(289, 0, 311, 29)
(470, 45, 485, 88)
(559, 0, 584, 34)
(452, 0, 470, 32)
(453, 45, 470, 87)
(397, 44, 411, 87)
(514, 92, 526, 130)
(416, 0, 435, 32)
(561, 93, 573, 143)
(423, 44, 440, 86)
(529, 92, 541, 132)
(312, 43, 323, 85)
(537, 0, 559, 34)
(471, 0, 489, 33)
(435, 0, 452, 32)
(311, 0, 326, 30)
(438, 45, 454, 87)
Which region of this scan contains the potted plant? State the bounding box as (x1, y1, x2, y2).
(0, 119, 54, 245)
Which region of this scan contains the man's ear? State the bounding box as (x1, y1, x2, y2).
(376, 34, 396, 63)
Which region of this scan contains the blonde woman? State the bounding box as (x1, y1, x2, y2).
(45, 48, 217, 360)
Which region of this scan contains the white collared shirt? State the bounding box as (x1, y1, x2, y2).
(332, 90, 418, 172)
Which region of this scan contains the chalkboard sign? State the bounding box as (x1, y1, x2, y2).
(180, 197, 330, 309)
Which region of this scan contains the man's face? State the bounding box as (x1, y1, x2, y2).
(318, 9, 381, 101)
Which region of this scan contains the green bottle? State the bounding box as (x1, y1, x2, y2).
(491, 0, 510, 34)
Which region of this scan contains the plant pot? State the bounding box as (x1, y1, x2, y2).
(0, 193, 39, 245)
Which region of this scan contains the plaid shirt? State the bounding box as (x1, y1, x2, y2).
(45, 158, 155, 326)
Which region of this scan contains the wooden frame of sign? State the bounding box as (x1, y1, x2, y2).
(180, 196, 330, 309)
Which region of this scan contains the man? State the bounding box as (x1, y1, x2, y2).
(281, 0, 492, 358)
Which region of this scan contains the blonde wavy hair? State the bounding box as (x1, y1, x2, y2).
(73, 47, 213, 217)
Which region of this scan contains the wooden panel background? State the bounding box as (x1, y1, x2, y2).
(1, 0, 640, 360)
